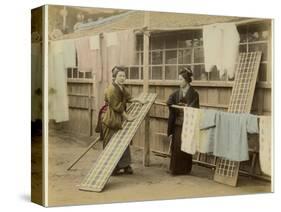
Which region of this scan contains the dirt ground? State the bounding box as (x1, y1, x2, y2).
(42, 130, 271, 207)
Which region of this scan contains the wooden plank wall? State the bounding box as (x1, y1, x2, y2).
(50, 81, 271, 153)
(67, 82, 93, 136)
(49, 81, 95, 136)
(49, 80, 271, 176)
(50, 81, 271, 145)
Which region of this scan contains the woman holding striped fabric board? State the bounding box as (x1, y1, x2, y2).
(100, 66, 147, 176)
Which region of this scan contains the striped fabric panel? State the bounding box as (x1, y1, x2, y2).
(79, 93, 157, 192)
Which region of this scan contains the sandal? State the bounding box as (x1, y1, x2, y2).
(112, 167, 122, 176)
(124, 166, 134, 175)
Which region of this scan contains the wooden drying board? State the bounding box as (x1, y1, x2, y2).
(213, 51, 262, 186)
(79, 93, 157, 192)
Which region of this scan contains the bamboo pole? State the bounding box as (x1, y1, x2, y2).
(67, 103, 136, 171)
(67, 136, 100, 170)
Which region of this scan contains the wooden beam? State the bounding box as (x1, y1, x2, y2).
(142, 12, 151, 167)
(88, 85, 93, 136)
(135, 18, 267, 34)
(143, 11, 150, 93)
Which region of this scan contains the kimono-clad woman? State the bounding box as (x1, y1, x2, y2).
(101, 66, 147, 175)
(167, 67, 200, 175)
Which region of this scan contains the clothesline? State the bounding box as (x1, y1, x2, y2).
(154, 100, 184, 109)
(154, 101, 263, 119)
(155, 100, 271, 175)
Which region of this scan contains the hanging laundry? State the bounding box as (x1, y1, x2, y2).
(103, 29, 137, 79)
(31, 42, 42, 121)
(203, 24, 222, 74)
(203, 23, 240, 79)
(89, 34, 104, 122)
(259, 116, 272, 176)
(89, 35, 100, 50)
(48, 40, 69, 122)
(198, 109, 216, 153)
(89, 35, 102, 82)
(181, 107, 200, 154)
(118, 29, 136, 66)
(63, 39, 76, 68)
(91, 30, 136, 125)
(181, 108, 216, 155)
(99, 31, 122, 112)
(212, 112, 258, 161)
(221, 23, 240, 79)
(104, 31, 120, 81)
(75, 37, 93, 72)
(89, 33, 114, 124)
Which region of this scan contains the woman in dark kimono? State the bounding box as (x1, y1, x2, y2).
(167, 67, 200, 175)
(101, 66, 146, 175)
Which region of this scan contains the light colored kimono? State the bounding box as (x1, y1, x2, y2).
(204, 111, 259, 161)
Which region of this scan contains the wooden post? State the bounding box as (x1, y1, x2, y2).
(91, 33, 103, 137)
(143, 11, 150, 166)
(144, 113, 150, 166)
(88, 84, 92, 136)
(143, 12, 150, 93)
(61, 6, 67, 32)
(267, 22, 272, 82)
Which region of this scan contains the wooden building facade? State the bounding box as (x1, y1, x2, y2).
(50, 9, 272, 177)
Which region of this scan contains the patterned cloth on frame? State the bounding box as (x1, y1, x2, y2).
(198, 109, 216, 153)
(259, 116, 272, 176)
(79, 93, 157, 192)
(181, 107, 200, 154)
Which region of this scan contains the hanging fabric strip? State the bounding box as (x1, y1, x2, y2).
(259, 116, 272, 176)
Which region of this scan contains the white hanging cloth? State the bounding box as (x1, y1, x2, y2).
(259, 116, 272, 176)
(203, 23, 240, 79)
(31, 43, 43, 121)
(48, 40, 69, 122)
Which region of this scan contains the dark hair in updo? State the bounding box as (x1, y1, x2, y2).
(179, 67, 193, 83)
(112, 66, 126, 78)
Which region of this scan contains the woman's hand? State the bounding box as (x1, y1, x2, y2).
(131, 97, 149, 105)
(123, 112, 136, 122)
(138, 99, 149, 105)
(168, 134, 173, 142)
(177, 102, 187, 107)
(126, 115, 136, 122)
